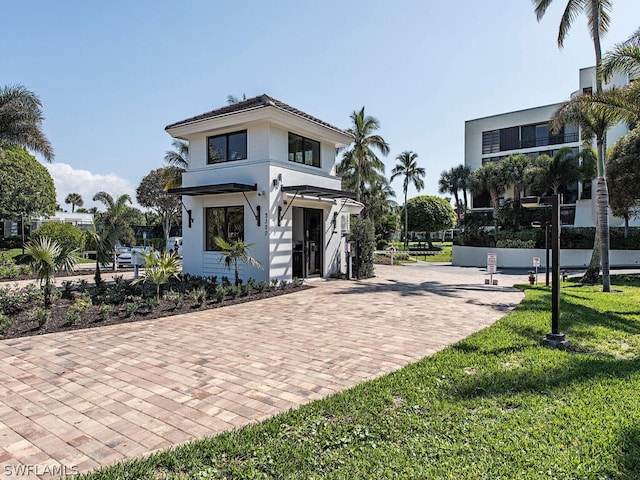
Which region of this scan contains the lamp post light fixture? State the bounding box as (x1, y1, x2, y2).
(521, 194, 569, 348)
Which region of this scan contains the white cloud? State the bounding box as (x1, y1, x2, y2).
(45, 163, 140, 211)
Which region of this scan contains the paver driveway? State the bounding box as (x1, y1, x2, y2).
(0, 264, 524, 478)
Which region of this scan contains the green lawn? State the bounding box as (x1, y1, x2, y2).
(77, 277, 640, 479)
(3, 247, 95, 264)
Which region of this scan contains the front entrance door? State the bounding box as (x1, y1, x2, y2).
(292, 207, 323, 278)
(304, 208, 323, 277)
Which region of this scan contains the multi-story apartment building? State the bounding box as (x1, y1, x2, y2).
(465, 66, 632, 227)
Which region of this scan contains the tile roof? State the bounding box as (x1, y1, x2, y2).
(165, 94, 351, 137)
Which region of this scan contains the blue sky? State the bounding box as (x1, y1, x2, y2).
(2, 0, 638, 210)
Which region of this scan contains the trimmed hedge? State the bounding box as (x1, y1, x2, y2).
(461, 227, 640, 249)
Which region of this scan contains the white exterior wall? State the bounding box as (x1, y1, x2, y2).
(453, 245, 640, 269)
(171, 102, 360, 283)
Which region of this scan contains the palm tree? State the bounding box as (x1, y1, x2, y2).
(92, 191, 133, 270)
(390, 151, 425, 249)
(470, 162, 507, 227)
(64, 193, 84, 213)
(133, 250, 181, 301)
(533, 0, 613, 290)
(594, 28, 640, 125)
(25, 236, 78, 308)
(533, 0, 611, 95)
(500, 154, 531, 202)
(337, 107, 390, 202)
(0, 85, 54, 162)
(85, 222, 118, 285)
(164, 139, 189, 189)
(439, 169, 461, 219)
(453, 165, 472, 215)
(527, 147, 596, 196)
(551, 94, 618, 289)
(214, 238, 262, 286)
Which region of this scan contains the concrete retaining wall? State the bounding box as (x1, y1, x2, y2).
(452, 245, 640, 268)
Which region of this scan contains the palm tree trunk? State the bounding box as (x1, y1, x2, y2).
(596, 177, 611, 292)
(95, 260, 102, 286)
(404, 189, 409, 250)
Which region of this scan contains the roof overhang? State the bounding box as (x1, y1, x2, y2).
(281, 185, 357, 200)
(168, 183, 257, 196)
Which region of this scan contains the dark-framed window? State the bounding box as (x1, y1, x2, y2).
(207, 130, 247, 164)
(288, 133, 320, 167)
(205, 206, 244, 251)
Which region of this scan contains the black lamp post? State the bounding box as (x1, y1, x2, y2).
(522, 194, 569, 348)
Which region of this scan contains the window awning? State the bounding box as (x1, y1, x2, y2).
(168, 183, 257, 196)
(281, 185, 357, 199)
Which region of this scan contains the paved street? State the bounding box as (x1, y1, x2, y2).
(0, 263, 524, 478)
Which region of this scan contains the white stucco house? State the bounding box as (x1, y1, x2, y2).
(165, 95, 363, 283)
(465, 66, 633, 228)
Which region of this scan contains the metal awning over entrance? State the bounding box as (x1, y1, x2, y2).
(168, 183, 257, 196)
(281, 185, 357, 199)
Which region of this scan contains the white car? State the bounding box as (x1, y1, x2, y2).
(117, 246, 156, 268)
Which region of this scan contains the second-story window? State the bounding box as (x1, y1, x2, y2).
(288, 133, 320, 168)
(207, 130, 247, 164)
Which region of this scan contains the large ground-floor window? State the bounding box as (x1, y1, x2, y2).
(205, 206, 244, 251)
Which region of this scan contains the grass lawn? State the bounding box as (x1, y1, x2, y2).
(3, 247, 95, 264)
(77, 277, 640, 479)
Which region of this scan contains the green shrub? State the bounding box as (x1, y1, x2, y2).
(0, 313, 13, 337)
(63, 309, 80, 327)
(29, 307, 51, 328)
(292, 277, 304, 287)
(34, 222, 85, 252)
(496, 239, 536, 248)
(256, 281, 268, 293)
(187, 286, 207, 306)
(98, 304, 114, 320)
(351, 215, 376, 279)
(0, 235, 24, 249)
(71, 292, 92, 311)
(164, 290, 184, 309)
(123, 295, 143, 317)
(214, 285, 226, 303)
(240, 283, 252, 297)
(227, 285, 240, 298)
(279, 280, 289, 290)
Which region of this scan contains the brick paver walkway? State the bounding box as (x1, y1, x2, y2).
(0, 264, 523, 478)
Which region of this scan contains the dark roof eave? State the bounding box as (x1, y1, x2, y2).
(168, 183, 257, 196)
(281, 185, 357, 200)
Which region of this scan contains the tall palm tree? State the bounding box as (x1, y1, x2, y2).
(64, 193, 83, 213)
(533, 0, 611, 94)
(164, 139, 189, 189)
(92, 191, 133, 270)
(337, 107, 390, 202)
(470, 162, 507, 227)
(0, 85, 54, 161)
(25, 236, 78, 308)
(453, 165, 472, 215)
(551, 94, 618, 289)
(533, 0, 613, 290)
(438, 168, 461, 219)
(594, 28, 640, 125)
(391, 151, 425, 249)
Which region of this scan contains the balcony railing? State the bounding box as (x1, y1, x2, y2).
(520, 132, 579, 149)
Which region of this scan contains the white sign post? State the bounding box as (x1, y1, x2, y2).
(388, 246, 396, 266)
(486, 253, 497, 285)
(533, 256, 541, 284)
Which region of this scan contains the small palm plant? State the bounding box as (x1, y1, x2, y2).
(132, 250, 181, 301)
(214, 238, 262, 286)
(25, 236, 78, 308)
